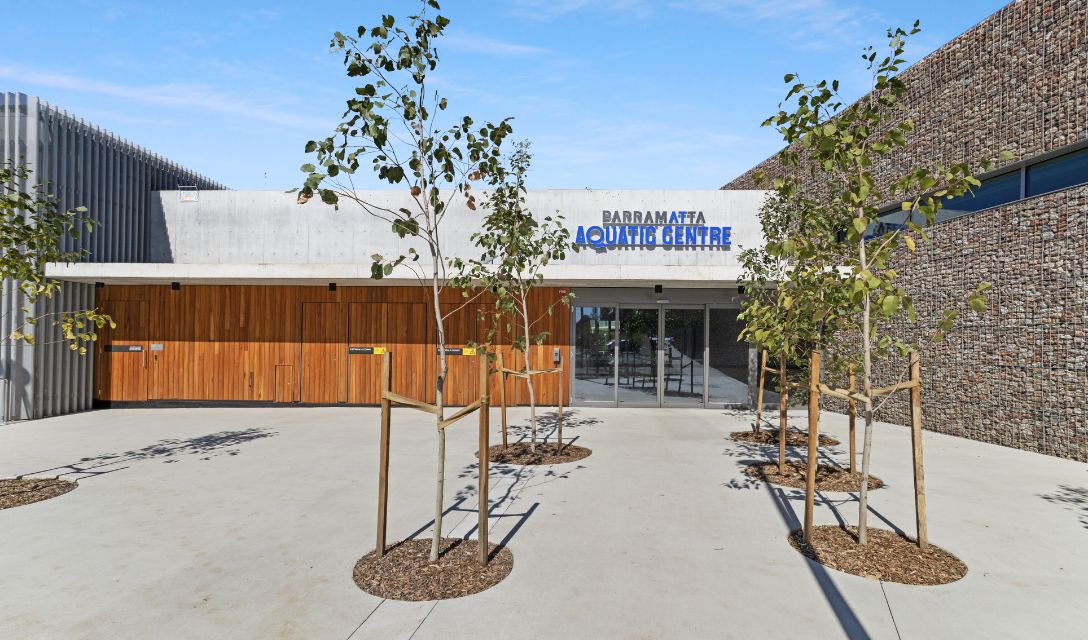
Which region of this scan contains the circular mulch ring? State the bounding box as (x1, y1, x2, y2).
(731, 429, 840, 447)
(788, 525, 967, 585)
(743, 461, 883, 492)
(481, 442, 592, 465)
(0, 478, 77, 510)
(353, 537, 513, 600)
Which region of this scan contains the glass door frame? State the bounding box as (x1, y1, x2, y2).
(570, 303, 715, 408)
(615, 305, 662, 408)
(660, 304, 709, 407)
(705, 303, 753, 409)
(571, 304, 620, 406)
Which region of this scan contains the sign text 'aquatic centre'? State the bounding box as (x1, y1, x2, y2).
(574, 210, 731, 249)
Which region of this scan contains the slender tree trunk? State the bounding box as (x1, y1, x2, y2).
(778, 355, 787, 474)
(754, 350, 767, 434)
(520, 293, 537, 453)
(857, 231, 875, 546)
(430, 247, 447, 563)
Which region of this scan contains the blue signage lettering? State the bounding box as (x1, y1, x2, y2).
(573, 209, 731, 249)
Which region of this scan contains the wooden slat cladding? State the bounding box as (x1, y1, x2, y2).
(94, 300, 149, 401)
(301, 302, 340, 403)
(94, 285, 570, 406)
(347, 302, 431, 404)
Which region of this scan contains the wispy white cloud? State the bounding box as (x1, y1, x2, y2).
(0, 63, 329, 131)
(509, 0, 654, 21)
(528, 114, 754, 188)
(508, 0, 885, 50)
(671, 0, 885, 50)
(441, 32, 550, 56)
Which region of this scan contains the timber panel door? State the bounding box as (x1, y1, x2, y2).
(95, 300, 150, 402)
(301, 302, 340, 403)
(438, 303, 482, 406)
(387, 303, 429, 402)
(348, 302, 430, 404)
(347, 303, 385, 404)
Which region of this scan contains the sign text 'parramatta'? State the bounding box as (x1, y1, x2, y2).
(574, 210, 731, 249)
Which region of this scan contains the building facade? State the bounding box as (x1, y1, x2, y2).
(1, 93, 223, 420)
(10, 0, 1086, 464)
(51, 189, 766, 410)
(724, 0, 1088, 461)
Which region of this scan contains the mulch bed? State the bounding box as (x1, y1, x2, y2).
(0, 478, 77, 510)
(788, 525, 967, 585)
(481, 442, 592, 465)
(731, 429, 840, 447)
(353, 537, 513, 600)
(744, 461, 883, 492)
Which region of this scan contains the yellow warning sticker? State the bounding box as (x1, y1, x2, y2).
(374, 347, 387, 355)
(462, 347, 477, 356)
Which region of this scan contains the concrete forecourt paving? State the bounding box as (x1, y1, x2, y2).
(0, 406, 1084, 639)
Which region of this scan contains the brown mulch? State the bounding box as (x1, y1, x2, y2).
(353, 537, 513, 601)
(731, 429, 840, 447)
(744, 461, 884, 492)
(788, 525, 968, 585)
(0, 478, 78, 510)
(481, 442, 592, 465)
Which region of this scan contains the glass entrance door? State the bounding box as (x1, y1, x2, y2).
(573, 306, 617, 404)
(707, 307, 750, 406)
(662, 308, 705, 406)
(572, 303, 745, 408)
(617, 307, 659, 406)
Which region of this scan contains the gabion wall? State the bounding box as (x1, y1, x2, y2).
(724, 0, 1088, 461)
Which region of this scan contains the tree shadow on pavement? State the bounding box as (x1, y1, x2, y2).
(16, 428, 278, 480)
(721, 432, 852, 484)
(504, 409, 601, 446)
(397, 452, 589, 559)
(764, 483, 871, 639)
(1040, 485, 1088, 530)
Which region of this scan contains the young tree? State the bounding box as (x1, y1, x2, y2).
(2, 162, 112, 414)
(739, 192, 850, 471)
(759, 24, 998, 544)
(297, 1, 513, 561)
(453, 141, 575, 453)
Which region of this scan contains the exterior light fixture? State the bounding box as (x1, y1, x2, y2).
(171, 282, 181, 291)
(328, 283, 337, 292)
(654, 284, 663, 294)
(94, 282, 104, 289)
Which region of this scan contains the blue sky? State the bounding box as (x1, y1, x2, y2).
(3, 0, 1006, 190)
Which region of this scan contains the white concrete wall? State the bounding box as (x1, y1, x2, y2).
(152, 189, 764, 277)
(50, 189, 768, 287)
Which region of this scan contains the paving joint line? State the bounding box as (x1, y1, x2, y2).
(407, 600, 439, 639)
(880, 581, 902, 640)
(346, 598, 385, 639)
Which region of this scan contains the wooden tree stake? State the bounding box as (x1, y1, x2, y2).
(478, 353, 491, 565)
(755, 350, 767, 433)
(909, 351, 928, 549)
(556, 355, 565, 453)
(778, 356, 788, 474)
(376, 351, 392, 557)
(497, 350, 508, 449)
(803, 350, 821, 542)
(848, 366, 857, 474)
